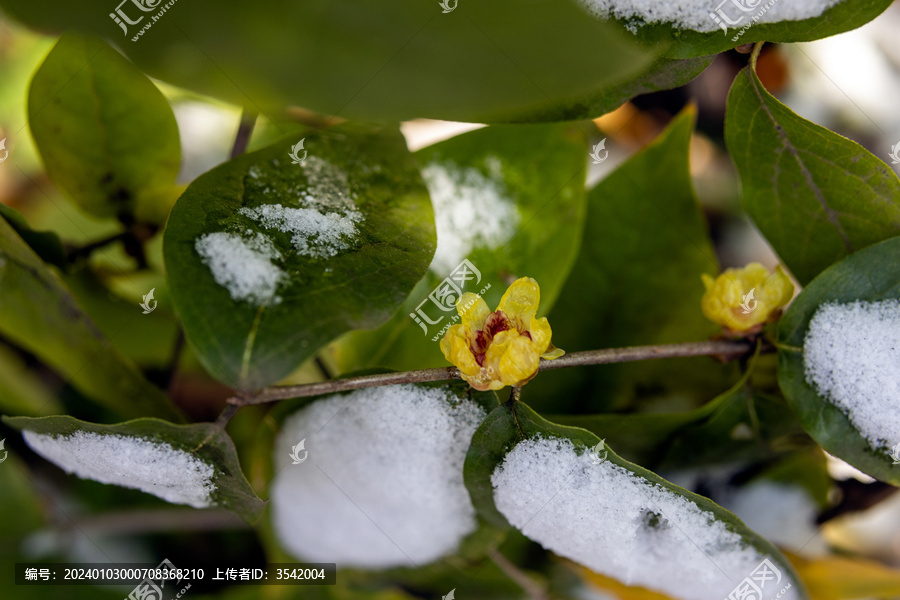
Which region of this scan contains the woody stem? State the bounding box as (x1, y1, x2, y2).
(227, 339, 758, 408)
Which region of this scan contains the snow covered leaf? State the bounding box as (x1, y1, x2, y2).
(0, 217, 178, 420)
(332, 122, 586, 373)
(527, 107, 733, 414)
(268, 382, 496, 569)
(4, 415, 264, 522)
(164, 125, 434, 390)
(725, 60, 900, 286)
(1, 0, 655, 124)
(777, 236, 900, 486)
(464, 400, 808, 600)
(582, 0, 892, 59)
(28, 34, 180, 224)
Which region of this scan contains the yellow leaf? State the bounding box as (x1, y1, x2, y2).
(788, 552, 900, 600)
(577, 564, 678, 600)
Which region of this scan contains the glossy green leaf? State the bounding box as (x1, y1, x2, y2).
(463, 400, 808, 597)
(332, 122, 587, 374)
(613, 0, 892, 59)
(4, 414, 264, 522)
(0, 342, 64, 417)
(3, 0, 656, 123)
(725, 61, 900, 285)
(0, 204, 66, 269)
(164, 126, 434, 390)
(0, 217, 178, 420)
(28, 33, 180, 223)
(527, 107, 733, 414)
(777, 236, 900, 485)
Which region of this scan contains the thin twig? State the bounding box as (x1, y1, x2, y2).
(488, 548, 551, 600)
(232, 340, 756, 407)
(66, 232, 128, 261)
(230, 108, 258, 159)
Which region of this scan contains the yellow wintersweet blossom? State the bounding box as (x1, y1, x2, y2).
(701, 263, 794, 332)
(440, 277, 564, 391)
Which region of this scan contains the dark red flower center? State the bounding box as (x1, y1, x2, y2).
(469, 311, 532, 367)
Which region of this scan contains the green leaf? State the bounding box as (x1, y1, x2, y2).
(611, 0, 892, 59)
(777, 236, 900, 485)
(4, 414, 264, 522)
(0, 342, 64, 417)
(463, 400, 808, 598)
(725, 61, 900, 285)
(0, 204, 66, 269)
(28, 33, 180, 223)
(164, 126, 434, 390)
(0, 217, 178, 420)
(547, 352, 808, 469)
(3, 0, 656, 123)
(527, 107, 733, 414)
(332, 122, 587, 373)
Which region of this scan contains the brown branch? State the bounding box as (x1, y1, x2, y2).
(230, 108, 258, 159)
(54, 508, 248, 536)
(488, 549, 551, 600)
(230, 340, 756, 407)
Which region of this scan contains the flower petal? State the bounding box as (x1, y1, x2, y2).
(528, 316, 553, 353)
(497, 277, 540, 324)
(440, 325, 480, 376)
(497, 335, 541, 386)
(456, 293, 490, 331)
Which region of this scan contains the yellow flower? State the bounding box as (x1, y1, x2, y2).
(440, 277, 564, 391)
(701, 263, 794, 331)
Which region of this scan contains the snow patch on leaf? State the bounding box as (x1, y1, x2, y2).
(270, 384, 485, 568)
(576, 0, 841, 34)
(491, 437, 801, 600)
(23, 430, 216, 508)
(803, 299, 900, 450)
(195, 231, 285, 306)
(422, 159, 519, 275)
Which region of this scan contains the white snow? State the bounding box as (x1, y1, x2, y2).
(491, 437, 801, 600)
(270, 384, 486, 568)
(722, 481, 822, 554)
(238, 204, 363, 259)
(803, 300, 900, 450)
(195, 231, 285, 306)
(299, 156, 359, 214)
(23, 430, 216, 508)
(421, 160, 519, 275)
(577, 0, 841, 34)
